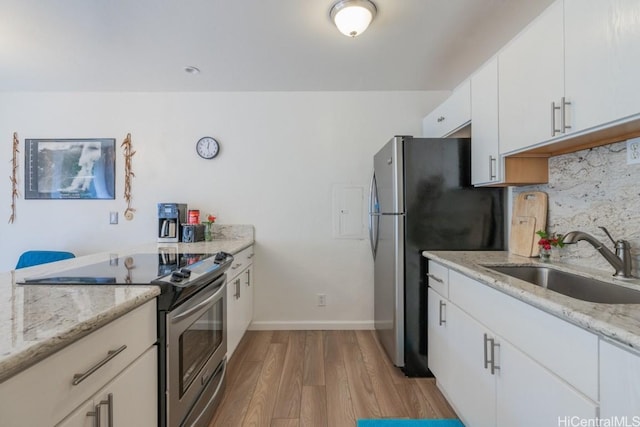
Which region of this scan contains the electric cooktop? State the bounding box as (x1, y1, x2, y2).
(20, 252, 213, 285)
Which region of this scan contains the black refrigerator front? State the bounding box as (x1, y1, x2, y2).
(370, 136, 505, 377)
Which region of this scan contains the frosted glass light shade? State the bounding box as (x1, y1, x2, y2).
(330, 0, 377, 38)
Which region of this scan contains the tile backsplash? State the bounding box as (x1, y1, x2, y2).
(514, 140, 640, 275)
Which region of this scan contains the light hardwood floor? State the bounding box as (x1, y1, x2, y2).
(209, 330, 457, 427)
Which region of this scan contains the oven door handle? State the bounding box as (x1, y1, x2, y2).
(171, 284, 225, 323)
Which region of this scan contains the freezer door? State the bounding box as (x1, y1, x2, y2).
(374, 210, 405, 367)
(373, 137, 404, 214)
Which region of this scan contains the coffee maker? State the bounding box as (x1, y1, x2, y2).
(157, 203, 187, 243)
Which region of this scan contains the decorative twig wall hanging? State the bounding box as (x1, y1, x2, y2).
(121, 133, 135, 220)
(9, 132, 19, 224)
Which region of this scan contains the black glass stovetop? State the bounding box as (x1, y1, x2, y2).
(20, 252, 214, 285)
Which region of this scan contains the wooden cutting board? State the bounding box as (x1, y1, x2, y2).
(510, 191, 548, 257)
(509, 216, 537, 257)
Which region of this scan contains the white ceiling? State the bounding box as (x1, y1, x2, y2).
(0, 0, 554, 92)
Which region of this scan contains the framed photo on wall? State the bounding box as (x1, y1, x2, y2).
(24, 138, 116, 200)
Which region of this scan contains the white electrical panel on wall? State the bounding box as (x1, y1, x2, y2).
(332, 184, 365, 239)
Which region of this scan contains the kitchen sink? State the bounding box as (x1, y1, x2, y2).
(486, 265, 640, 304)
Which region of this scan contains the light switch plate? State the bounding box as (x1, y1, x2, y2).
(627, 137, 640, 165)
(109, 211, 118, 224)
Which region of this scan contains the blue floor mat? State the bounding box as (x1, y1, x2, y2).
(357, 419, 464, 427)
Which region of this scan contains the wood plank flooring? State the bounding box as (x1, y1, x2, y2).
(209, 330, 457, 427)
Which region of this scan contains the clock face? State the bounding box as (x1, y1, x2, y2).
(196, 137, 220, 159)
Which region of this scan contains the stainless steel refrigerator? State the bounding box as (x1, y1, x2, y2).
(369, 136, 505, 377)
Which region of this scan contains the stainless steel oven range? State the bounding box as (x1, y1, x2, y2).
(22, 250, 234, 427)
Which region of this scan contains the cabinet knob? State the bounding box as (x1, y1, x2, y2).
(437, 116, 446, 123)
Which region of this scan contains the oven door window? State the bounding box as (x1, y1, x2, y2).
(179, 298, 223, 396)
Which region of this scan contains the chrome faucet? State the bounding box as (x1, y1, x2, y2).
(563, 226, 633, 278)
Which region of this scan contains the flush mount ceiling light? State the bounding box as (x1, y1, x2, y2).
(330, 0, 377, 38)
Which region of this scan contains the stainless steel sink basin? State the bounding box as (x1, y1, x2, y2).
(486, 265, 640, 304)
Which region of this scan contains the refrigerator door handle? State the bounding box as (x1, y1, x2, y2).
(368, 172, 379, 258)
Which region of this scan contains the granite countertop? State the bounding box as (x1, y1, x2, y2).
(423, 251, 640, 351)
(0, 228, 254, 383)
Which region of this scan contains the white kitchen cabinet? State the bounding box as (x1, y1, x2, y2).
(496, 338, 596, 427)
(599, 339, 640, 417)
(471, 57, 500, 185)
(57, 347, 157, 427)
(0, 300, 157, 427)
(427, 260, 598, 427)
(564, 0, 640, 133)
(427, 288, 450, 387)
(226, 245, 255, 359)
(423, 80, 471, 138)
(498, 1, 564, 154)
(444, 301, 496, 427)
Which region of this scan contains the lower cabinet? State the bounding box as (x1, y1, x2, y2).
(428, 261, 598, 426)
(227, 246, 255, 358)
(599, 339, 640, 418)
(57, 347, 157, 427)
(0, 300, 157, 427)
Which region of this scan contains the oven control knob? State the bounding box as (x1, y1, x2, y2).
(171, 272, 185, 282)
(180, 268, 192, 277)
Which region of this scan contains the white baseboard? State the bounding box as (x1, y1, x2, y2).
(248, 320, 374, 331)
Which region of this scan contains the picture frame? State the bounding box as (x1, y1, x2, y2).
(24, 138, 116, 200)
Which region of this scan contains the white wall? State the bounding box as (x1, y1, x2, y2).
(0, 90, 447, 328)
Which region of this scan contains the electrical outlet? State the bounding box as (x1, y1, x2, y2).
(627, 137, 640, 165)
(317, 294, 327, 307)
(109, 211, 118, 224)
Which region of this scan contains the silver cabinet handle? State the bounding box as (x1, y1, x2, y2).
(99, 393, 114, 427)
(483, 333, 490, 370)
(231, 263, 242, 270)
(483, 333, 500, 375)
(437, 116, 445, 123)
(438, 300, 446, 326)
(490, 340, 500, 375)
(245, 269, 251, 287)
(247, 253, 255, 259)
(426, 273, 443, 284)
(561, 96, 571, 133)
(551, 101, 562, 136)
(489, 156, 497, 180)
(86, 404, 101, 427)
(235, 278, 241, 299)
(73, 345, 127, 386)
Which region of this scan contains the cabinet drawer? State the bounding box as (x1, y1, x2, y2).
(228, 245, 254, 281)
(0, 299, 157, 426)
(449, 270, 598, 401)
(427, 260, 449, 297)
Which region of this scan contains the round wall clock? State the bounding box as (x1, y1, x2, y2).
(196, 136, 220, 159)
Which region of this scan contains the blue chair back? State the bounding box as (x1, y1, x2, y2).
(16, 251, 76, 269)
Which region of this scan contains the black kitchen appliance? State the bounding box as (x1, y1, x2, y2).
(370, 136, 505, 377)
(21, 249, 234, 427)
(158, 203, 188, 243)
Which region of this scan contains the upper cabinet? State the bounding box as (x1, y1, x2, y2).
(564, 0, 640, 132)
(423, 80, 471, 138)
(471, 58, 500, 185)
(498, 1, 565, 155)
(498, 0, 640, 156)
(471, 57, 549, 187)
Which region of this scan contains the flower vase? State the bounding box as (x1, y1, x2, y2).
(204, 223, 213, 241)
(539, 247, 551, 262)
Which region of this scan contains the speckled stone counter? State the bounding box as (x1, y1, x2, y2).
(0, 231, 254, 383)
(422, 251, 640, 351)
